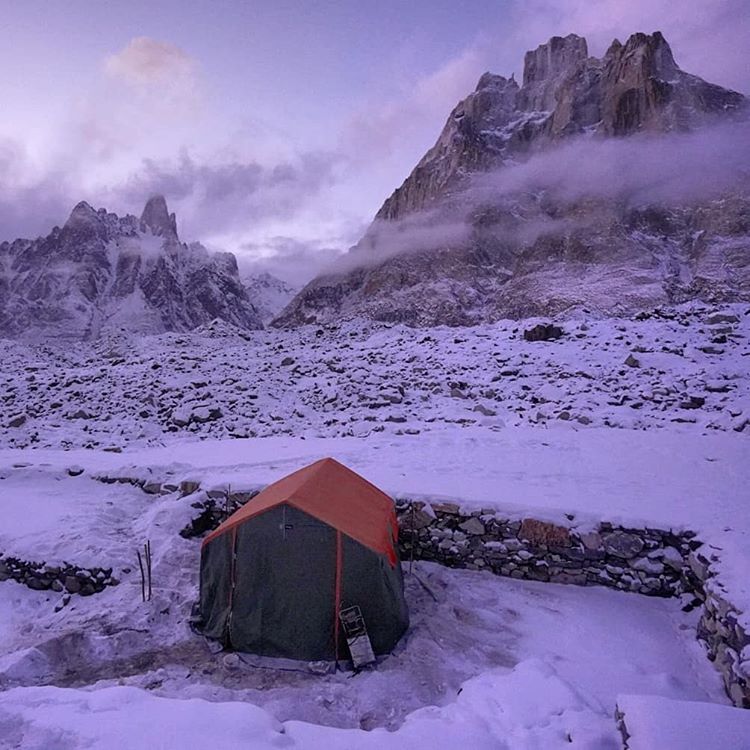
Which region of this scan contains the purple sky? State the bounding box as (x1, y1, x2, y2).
(1, 0, 748, 283)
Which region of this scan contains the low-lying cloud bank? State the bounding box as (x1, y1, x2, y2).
(319, 119, 750, 276)
(475, 120, 750, 208)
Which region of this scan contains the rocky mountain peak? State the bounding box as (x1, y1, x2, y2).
(64, 201, 98, 228)
(0, 198, 263, 339)
(522, 33, 588, 88)
(275, 30, 749, 329)
(140, 194, 178, 240)
(60, 200, 110, 244)
(619, 31, 678, 78)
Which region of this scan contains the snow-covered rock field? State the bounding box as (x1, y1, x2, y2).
(1, 303, 748, 450)
(0, 304, 748, 748)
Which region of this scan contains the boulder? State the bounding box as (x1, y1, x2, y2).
(603, 532, 645, 559)
(524, 324, 563, 342)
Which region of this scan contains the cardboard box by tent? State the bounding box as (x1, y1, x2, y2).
(198, 457, 409, 663)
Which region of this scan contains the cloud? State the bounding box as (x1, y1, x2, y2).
(110, 149, 341, 238)
(473, 121, 750, 208)
(0, 140, 76, 239)
(237, 236, 346, 287)
(104, 37, 197, 93)
(322, 119, 750, 274)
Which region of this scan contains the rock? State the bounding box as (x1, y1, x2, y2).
(281, 357, 295, 366)
(630, 557, 664, 575)
(66, 465, 85, 477)
(705, 313, 739, 325)
(63, 575, 81, 594)
(688, 551, 711, 581)
(142, 481, 162, 495)
(680, 395, 705, 409)
(432, 502, 461, 515)
(222, 653, 241, 670)
(658, 546, 685, 571)
(191, 406, 223, 424)
(474, 404, 497, 417)
(70, 409, 97, 420)
(603, 532, 644, 559)
(180, 480, 201, 496)
(519, 519, 571, 547)
(624, 354, 640, 368)
(524, 324, 563, 342)
(580, 531, 602, 550)
(26, 577, 51, 591)
(79, 581, 96, 596)
(172, 408, 191, 427)
(7, 414, 26, 428)
(459, 517, 486, 536)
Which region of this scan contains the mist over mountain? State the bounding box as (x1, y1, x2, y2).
(275, 31, 749, 328)
(0, 195, 263, 340)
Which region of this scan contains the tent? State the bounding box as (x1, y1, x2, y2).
(198, 457, 409, 663)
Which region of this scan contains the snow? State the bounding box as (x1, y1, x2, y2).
(616, 694, 750, 750)
(2, 424, 747, 625)
(0, 304, 748, 747)
(0, 561, 730, 748)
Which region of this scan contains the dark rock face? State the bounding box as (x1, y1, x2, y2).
(275, 31, 748, 329)
(140, 194, 178, 239)
(0, 196, 263, 339)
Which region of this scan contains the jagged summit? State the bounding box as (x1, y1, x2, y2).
(371, 30, 745, 223)
(518, 33, 588, 112)
(63, 201, 99, 229)
(275, 31, 749, 328)
(140, 194, 178, 240)
(0, 198, 262, 339)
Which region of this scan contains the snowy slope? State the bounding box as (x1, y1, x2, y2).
(242, 271, 297, 323)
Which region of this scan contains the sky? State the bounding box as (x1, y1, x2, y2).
(0, 0, 748, 284)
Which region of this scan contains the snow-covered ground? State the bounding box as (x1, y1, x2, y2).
(0, 304, 748, 748)
(1, 303, 748, 450)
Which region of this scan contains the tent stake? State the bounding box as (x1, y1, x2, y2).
(409, 503, 416, 575)
(136, 548, 146, 602)
(146, 540, 152, 601)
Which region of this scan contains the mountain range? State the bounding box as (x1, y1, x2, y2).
(2, 31, 748, 339)
(0, 196, 265, 339)
(274, 31, 749, 327)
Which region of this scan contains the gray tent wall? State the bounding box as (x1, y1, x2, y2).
(199, 503, 409, 661)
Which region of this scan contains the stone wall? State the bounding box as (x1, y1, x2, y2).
(395, 498, 692, 598)
(688, 552, 750, 709)
(394, 497, 749, 708)
(0, 553, 119, 606)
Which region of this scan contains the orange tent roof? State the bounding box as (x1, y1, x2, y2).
(202, 458, 399, 565)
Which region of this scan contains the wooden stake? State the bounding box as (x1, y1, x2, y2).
(146, 540, 152, 601)
(409, 503, 416, 576)
(136, 548, 146, 602)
